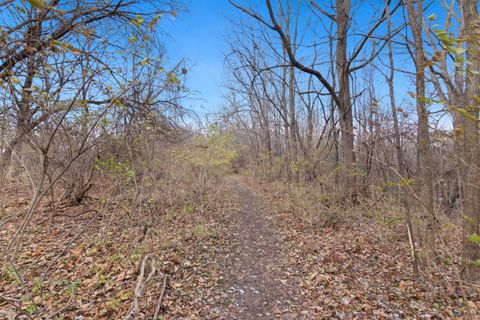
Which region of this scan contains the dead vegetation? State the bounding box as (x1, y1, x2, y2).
(2, 0, 480, 319)
(0, 150, 236, 318)
(241, 176, 479, 318)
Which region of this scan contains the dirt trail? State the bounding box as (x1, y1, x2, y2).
(218, 176, 302, 319)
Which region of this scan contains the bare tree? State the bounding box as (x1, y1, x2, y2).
(405, 0, 436, 262)
(458, 0, 480, 284)
(230, 0, 403, 202)
(0, 0, 183, 174)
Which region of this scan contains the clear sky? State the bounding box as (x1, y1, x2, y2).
(164, 1, 411, 117)
(165, 1, 241, 116)
(162, 0, 457, 129)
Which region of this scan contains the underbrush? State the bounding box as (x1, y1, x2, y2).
(241, 176, 479, 318)
(0, 129, 237, 319)
(0, 178, 234, 319)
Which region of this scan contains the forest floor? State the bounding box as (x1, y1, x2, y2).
(214, 176, 303, 319)
(212, 176, 479, 319)
(1, 175, 479, 319)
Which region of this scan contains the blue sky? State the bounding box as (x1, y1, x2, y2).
(162, 0, 459, 129)
(165, 1, 240, 115)
(163, 1, 415, 115)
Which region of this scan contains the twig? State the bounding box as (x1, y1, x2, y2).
(0, 213, 18, 230)
(153, 274, 168, 320)
(45, 292, 75, 320)
(406, 222, 416, 263)
(38, 208, 98, 225)
(124, 255, 157, 320)
(41, 209, 101, 279)
(0, 294, 34, 320)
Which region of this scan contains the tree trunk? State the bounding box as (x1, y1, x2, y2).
(406, 0, 436, 262)
(386, 0, 419, 277)
(336, 0, 357, 203)
(460, 0, 480, 284)
(289, 65, 298, 182)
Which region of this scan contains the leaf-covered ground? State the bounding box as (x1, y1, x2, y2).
(0, 179, 235, 319)
(239, 177, 480, 319)
(1, 176, 479, 319)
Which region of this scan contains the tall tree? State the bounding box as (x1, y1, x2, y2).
(385, 0, 419, 276)
(459, 0, 480, 284)
(406, 0, 436, 260)
(0, 0, 182, 175)
(231, 0, 403, 202)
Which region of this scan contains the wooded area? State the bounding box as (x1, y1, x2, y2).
(1, 0, 480, 319)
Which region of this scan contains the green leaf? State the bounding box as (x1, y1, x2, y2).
(454, 107, 479, 122)
(16, 5, 26, 13)
(133, 15, 144, 27)
(471, 259, 480, 267)
(453, 47, 466, 56)
(419, 96, 434, 105)
(467, 233, 480, 244)
(428, 14, 437, 21)
(399, 178, 415, 187)
(27, 0, 44, 9)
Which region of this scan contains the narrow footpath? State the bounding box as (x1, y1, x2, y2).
(217, 176, 303, 319)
